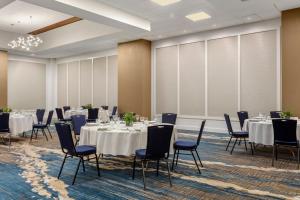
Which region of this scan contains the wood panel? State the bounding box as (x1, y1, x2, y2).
(282, 8, 300, 116)
(29, 17, 81, 35)
(0, 51, 8, 108)
(118, 40, 151, 119)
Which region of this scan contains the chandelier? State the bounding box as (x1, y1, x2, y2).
(8, 35, 43, 51)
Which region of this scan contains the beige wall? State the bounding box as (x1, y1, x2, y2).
(8, 60, 46, 109)
(118, 40, 151, 118)
(0, 51, 7, 108)
(282, 8, 300, 116)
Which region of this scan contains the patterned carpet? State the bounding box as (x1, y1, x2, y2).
(0, 129, 300, 200)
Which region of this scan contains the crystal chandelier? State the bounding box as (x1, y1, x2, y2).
(8, 35, 43, 51)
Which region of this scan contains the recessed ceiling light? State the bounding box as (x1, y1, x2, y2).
(186, 11, 211, 22)
(247, 17, 252, 20)
(212, 24, 217, 27)
(151, 0, 181, 6)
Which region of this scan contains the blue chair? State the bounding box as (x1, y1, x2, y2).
(63, 106, 71, 113)
(31, 111, 53, 142)
(110, 106, 118, 120)
(172, 120, 206, 174)
(132, 125, 173, 189)
(71, 115, 86, 144)
(272, 119, 299, 169)
(36, 109, 45, 124)
(224, 114, 253, 155)
(0, 113, 10, 148)
(237, 111, 249, 130)
(55, 123, 100, 185)
(162, 113, 177, 125)
(270, 111, 282, 118)
(101, 106, 108, 110)
(87, 108, 99, 122)
(56, 108, 71, 122)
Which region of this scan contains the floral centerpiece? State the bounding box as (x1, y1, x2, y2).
(123, 112, 135, 126)
(280, 111, 293, 119)
(82, 104, 92, 109)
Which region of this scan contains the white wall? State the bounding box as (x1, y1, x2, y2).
(152, 19, 281, 133)
(55, 49, 118, 109)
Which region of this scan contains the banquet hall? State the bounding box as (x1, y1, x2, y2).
(0, 0, 300, 199)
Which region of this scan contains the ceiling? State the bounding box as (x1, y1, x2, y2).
(0, 0, 300, 58)
(0, 0, 71, 34)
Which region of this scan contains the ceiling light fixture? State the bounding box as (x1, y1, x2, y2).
(186, 11, 211, 22)
(151, 0, 181, 6)
(8, 16, 43, 51)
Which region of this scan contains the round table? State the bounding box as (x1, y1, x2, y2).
(80, 122, 177, 156)
(9, 113, 34, 136)
(243, 119, 300, 145)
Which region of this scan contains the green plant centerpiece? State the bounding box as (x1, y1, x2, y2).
(2, 107, 12, 113)
(280, 111, 293, 119)
(123, 112, 135, 126)
(82, 104, 92, 109)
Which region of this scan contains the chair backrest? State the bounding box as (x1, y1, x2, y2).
(55, 123, 76, 155)
(36, 109, 45, 124)
(101, 106, 109, 110)
(237, 111, 249, 130)
(88, 108, 99, 120)
(112, 106, 118, 116)
(270, 111, 282, 118)
(56, 108, 64, 120)
(197, 120, 206, 146)
(46, 110, 54, 126)
(224, 114, 233, 134)
(0, 109, 3, 113)
(63, 106, 71, 113)
(71, 115, 86, 135)
(162, 113, 177, 125)
(272, 119, 297, 145)
(145, 125, 174, 159)
(0, 112, 9, 132)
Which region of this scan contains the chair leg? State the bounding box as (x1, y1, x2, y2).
(191, 151, 201, 174)
(132, 156, 136, 180)
(58, 154, 67, 179)
(272, 144, 275, 167)
(72, 158, 82, 185)
(243, 138, 248, 151)
(226, 136, 232, 151)
(250, 142, 254, 155)
(141, 161, 146, 190)
(275, 145, 278, 160)
(176, 150, 179, 166)
(42, 129, 48, 141)
(156, 159, 160, 176)
(47, 127, 52, 139)
(195, 150, 203, 167)
(171, 149, 176, 170)
(82, 158, 85, 172)
(95, 153, 100, 177)
(166, 159, 172, 187)
(230, 138, 238, 155)
(35, 129, 38, 139)
(30, 128, 35, 142)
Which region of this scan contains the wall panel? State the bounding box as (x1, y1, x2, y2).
(156, 45, 178, 114)
(93, 57, 106, 108)
(207, 36, 238, 117)
(108, 55, 118, 109)
(80, 59, 92, 105)
(179, 42, 205, 116)
(57, 63, 67, 107)
(8, 60, 46, 109)
(241, 31, 277, 115)
(67, 61, 79, 108)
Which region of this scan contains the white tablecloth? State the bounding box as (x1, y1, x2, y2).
(80, 122, 177, 156)
(9, 114, 34, 136)
(243, 119, 300, 145)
